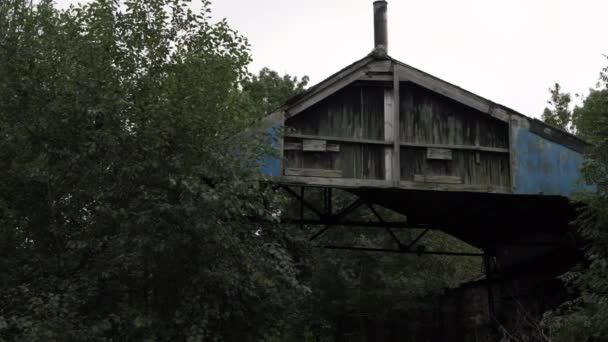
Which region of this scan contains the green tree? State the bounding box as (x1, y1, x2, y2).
(572, 88, 608, 141)
(543, 60, 608, 341)
(542, 83, 574, 132)
(243, 67, 309, 115)
(0, 0, 307, 340)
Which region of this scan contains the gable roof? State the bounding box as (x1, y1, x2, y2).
(280, 53, 589, 153)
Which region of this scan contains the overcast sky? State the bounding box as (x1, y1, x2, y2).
(56, 0, 607, 118)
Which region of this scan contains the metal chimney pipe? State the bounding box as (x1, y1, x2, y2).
(373, 1, 388, 53)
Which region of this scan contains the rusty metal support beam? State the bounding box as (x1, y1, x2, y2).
(279, 185, 324, 218)
(310, 226, 331, 241)
(367, 203, 403, 248)
(405, 229, 430, 251)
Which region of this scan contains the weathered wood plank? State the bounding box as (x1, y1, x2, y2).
(384, 88, 394, 181)
(287, 71, 368, 117)
(275, 176, 511, 193)
(284, 168, 342, 178)
(413, 174, 462, 184)
(400, 141, 509, 153)
(395, 64, 510, 122)
(302, 139, 327, 152)
(285, 133, 392, 146)
(399, 180, 510, 194)
(279, 176, 393, 189)
(366, 60, 393, 72)
(284, 142, 302, 151)
(327, 144, 340, 152)
(427, 148, 452, 160)
(284, 142, 340, 152)
(285, 57, 373, 118)
(392, 69, 401, 184)
(286, 60, 390, 118)
(359, 74, 393, 82)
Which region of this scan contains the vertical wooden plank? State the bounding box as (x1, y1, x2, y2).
(393, 68, 401, 185)
(508, 113, 515, 192)
(475, 120, 481, 164)
(384, 89, 394, 181)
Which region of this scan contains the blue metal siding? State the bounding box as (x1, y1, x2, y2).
(260, 123, 282, 177)
(511, 126, 590, 196)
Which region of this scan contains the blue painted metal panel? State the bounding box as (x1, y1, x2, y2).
(512, 126, 591, 197)
(260, 123, 282, 177)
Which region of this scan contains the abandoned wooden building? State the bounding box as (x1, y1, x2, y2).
(257, 1, 591, 339)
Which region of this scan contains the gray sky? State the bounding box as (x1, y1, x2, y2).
(56, 0, 607, 118)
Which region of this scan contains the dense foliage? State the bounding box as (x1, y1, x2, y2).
(542, 83, 574, 132)
(541, 60, 608, 341)
(0, 1, 486, 341)
(0, 0, 308, 340)
(243, 67, 309, 115)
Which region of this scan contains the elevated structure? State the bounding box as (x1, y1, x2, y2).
(258, 1, 590, 273)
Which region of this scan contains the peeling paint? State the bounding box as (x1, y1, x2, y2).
(260, 123, 282, 177)
(511, 126, 592, 197)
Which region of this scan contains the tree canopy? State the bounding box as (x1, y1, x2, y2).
(0, 0, 309, 340)
(541, 57, 608, 341)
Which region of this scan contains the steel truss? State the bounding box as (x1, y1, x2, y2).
(275, 184, 484, 257)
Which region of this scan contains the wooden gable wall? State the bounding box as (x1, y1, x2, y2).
(398, 83, 511, 190)
(282, 81, 511, 192)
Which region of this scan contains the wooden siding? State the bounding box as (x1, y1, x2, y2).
(400, 148, 511, 188)
(288, 85, 385, 140)
(282, 82, 511, 189)
(399, 82, 511, 189)
(283, 142, 385, 180)
(285, 85, 386, 180)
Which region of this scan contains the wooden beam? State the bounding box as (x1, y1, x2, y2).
(426, 148, 453, 160)
(359, 74, 393, 82)
(366, 60, 393, 72)
(284, 142, 340, 152)
(276, 176, 511, 193)
(400, 180, 510, 193)
(279, 176, 393, 189)
(392, 68, 401, 185)
(302, 139, 327, 152)
(286, 60, 393, 118)
(284, 168, 342, 178)
(285, 133, 392, 146)
(413, 174, 462, 184)
(286, 69, 367, 117)
(384, 88, 394, 181)
(400, 141, 509, 154)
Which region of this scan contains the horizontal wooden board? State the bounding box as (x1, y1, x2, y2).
(276, 176, 510, 194)
(303, 139, 326, 152)
(285, 133, 392, 146)
(400, 141, 509, 153)
(413, 174, 462, 184)
(427, 148, 452, 160)
(284, 142, 302, 150)
(284, 142, 340, 152)
(284, 168, 342, 178)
